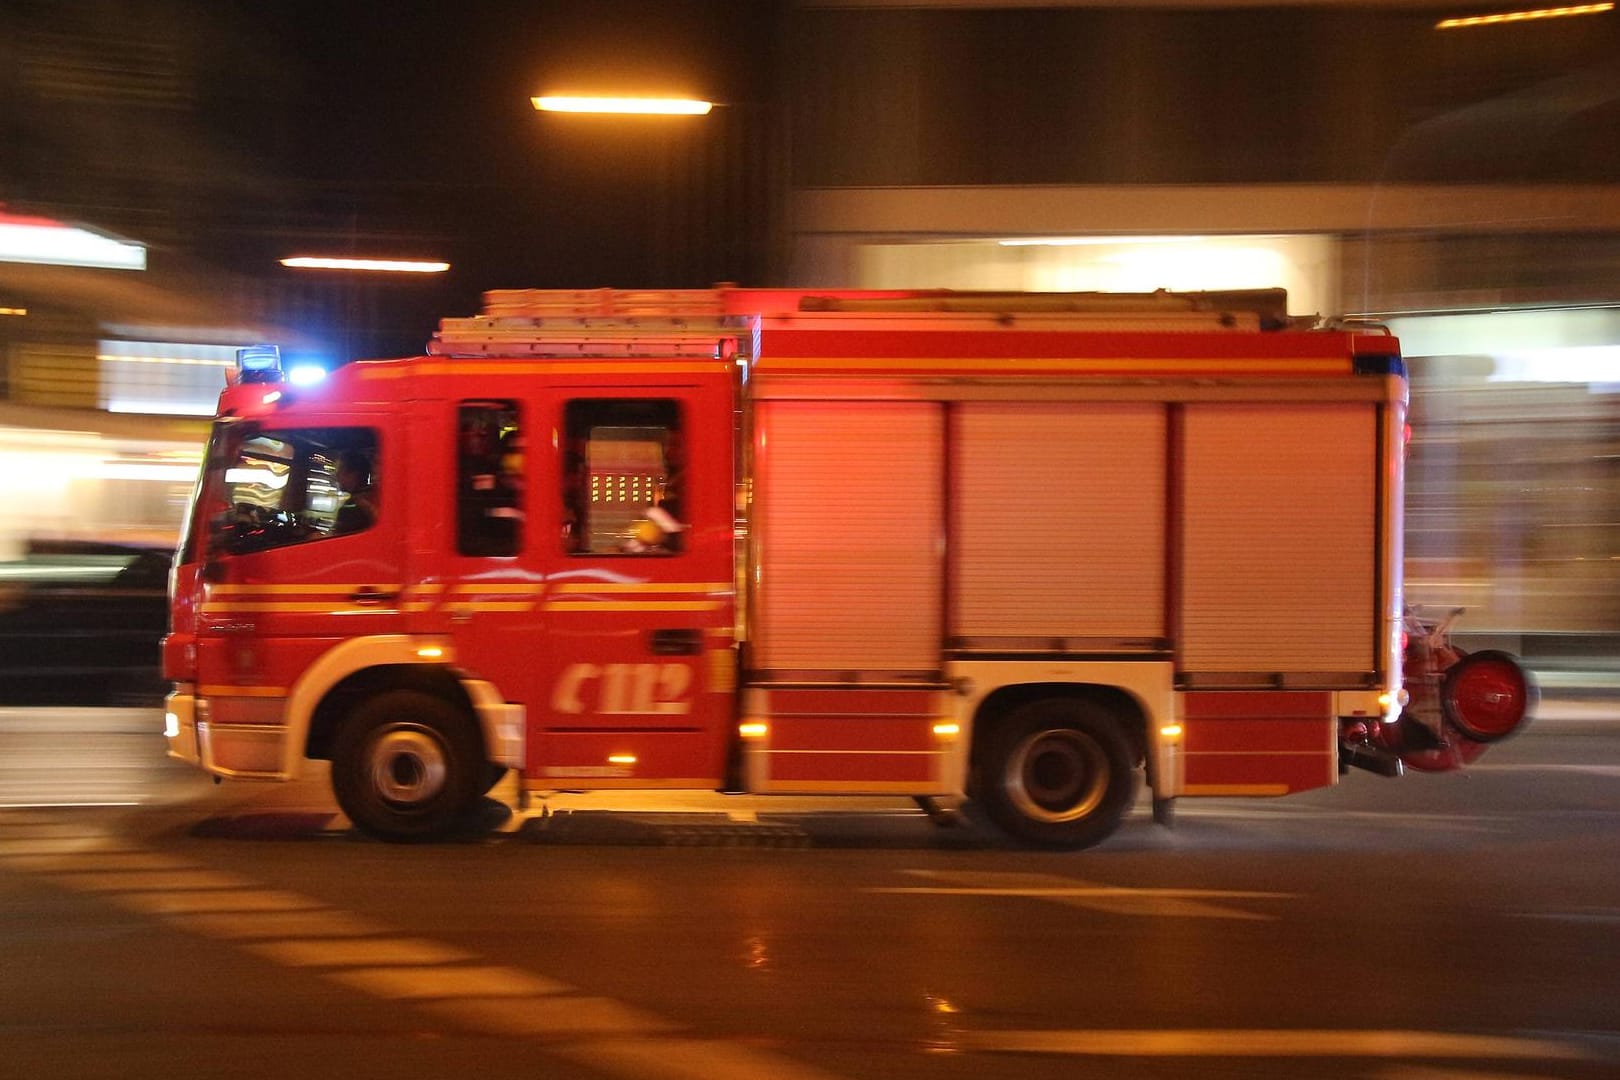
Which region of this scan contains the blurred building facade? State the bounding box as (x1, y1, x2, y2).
(1, 0, 1617, 646)
(779, 3, 1620, 650)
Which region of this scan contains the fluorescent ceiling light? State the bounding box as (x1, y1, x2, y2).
(532, 95, 713, 115)
(280, 257, 450, 273)
(1491, 345, 1620, 385)
(0, 220, 146, 270)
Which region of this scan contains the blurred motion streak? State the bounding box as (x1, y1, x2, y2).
(532, 95, 714, 115)
(1437, 3, 1615, 30)
(279, 257, 451, 274)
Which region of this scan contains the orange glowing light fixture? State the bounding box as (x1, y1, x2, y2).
(532, 95, 714, 116)
(280, 257, 450, 273)
(1437, 2, 1612, 28)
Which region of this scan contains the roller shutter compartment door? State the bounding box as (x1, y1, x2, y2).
(951, 403, 1166, 642)
(1179, 402, 1377, 680)
(753, 402, 944, 674)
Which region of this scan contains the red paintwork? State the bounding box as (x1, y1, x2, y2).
(170, 287, 1419, 805)
(1183, 691, 1337, 794)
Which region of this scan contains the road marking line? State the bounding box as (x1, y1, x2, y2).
(868, 887, 1280, 920)
(47, 869, 258, 892)
(5, 851, 197, 872)
(244, 937, 480, 968)
(871, 869, 1295, 920)
(332, 965, 575, 1001)
(559, 1036, 854, 1080)
(1, 809, 859, 1080)
(114, 889, 329, 915)
(0, 838, 145, 857)
(0, 824, 121, 842)
(1470, 764, 1620, 777)
(0, 800, 144, 809)
(420, 995, 678, 1037)
(183, 909, 392, 940)
(1513, 909, 1620, 924)
(872, 886, 1288, 899)
(963, 1029, 1594, 1059)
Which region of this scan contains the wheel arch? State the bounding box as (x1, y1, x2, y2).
(304, 663, 475, 762)
(969, 682, 1149, 775)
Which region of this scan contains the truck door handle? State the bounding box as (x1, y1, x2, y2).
(649, 628, 703, 656)
(350, 586, 399, 606)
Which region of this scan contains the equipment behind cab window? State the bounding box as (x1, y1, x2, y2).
(563, 399, 684, 555)
(215, 427, 379, 555)
(457, 400, 525, 557)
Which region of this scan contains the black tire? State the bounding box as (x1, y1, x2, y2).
(976, 698, 1138, 850)
(331, 690, 484, 841)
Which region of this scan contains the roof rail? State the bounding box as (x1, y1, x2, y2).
(794, 288, 1295, 328)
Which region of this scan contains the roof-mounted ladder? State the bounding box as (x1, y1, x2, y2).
(430, 288, 742, 359)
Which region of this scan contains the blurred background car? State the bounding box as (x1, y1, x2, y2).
(0, 539, 172, 706)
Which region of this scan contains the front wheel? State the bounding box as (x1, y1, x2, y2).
(976, 698, 1138, 850)
(331, 690, 484, 841)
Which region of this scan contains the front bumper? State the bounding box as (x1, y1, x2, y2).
(164, 689, 291, 780)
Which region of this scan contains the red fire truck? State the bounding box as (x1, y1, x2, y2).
(163, 287, 1532, 847)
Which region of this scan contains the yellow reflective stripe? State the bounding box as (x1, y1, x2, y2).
(543, 600, 725, 612)
(549, 582, 730, 594)
(209, 583, 403, 596)
(198, 684, 286, 698)
(201, 580, 729, 616)
(1182, 783, 1292, 797)
(450, 583, 544, 595)
(203, 602, 392, 613)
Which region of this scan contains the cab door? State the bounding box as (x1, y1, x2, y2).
(525, 374, 737, 789)
(191, 414, 408, 773)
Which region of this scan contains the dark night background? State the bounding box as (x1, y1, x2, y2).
(4, 1, 1619, 358)
(4, 0, 786, 357)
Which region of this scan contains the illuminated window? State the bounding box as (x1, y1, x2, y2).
(563, 399, 685, 556)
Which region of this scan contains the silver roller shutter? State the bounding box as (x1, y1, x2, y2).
(951, 403, 1167, 642)
(1180, 402, 1377, 678)
(752, 401, 944, 674)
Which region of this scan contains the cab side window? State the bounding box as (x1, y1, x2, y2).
(457, 400, 524, 557)
(215, 427, 378, 554)
(563, 399, 685, 555)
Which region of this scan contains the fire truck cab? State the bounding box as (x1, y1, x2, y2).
(163, 287, 1532, 848)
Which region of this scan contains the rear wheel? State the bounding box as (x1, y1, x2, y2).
(332, 690, 483, 841)
(977, 698, 1137, 850)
